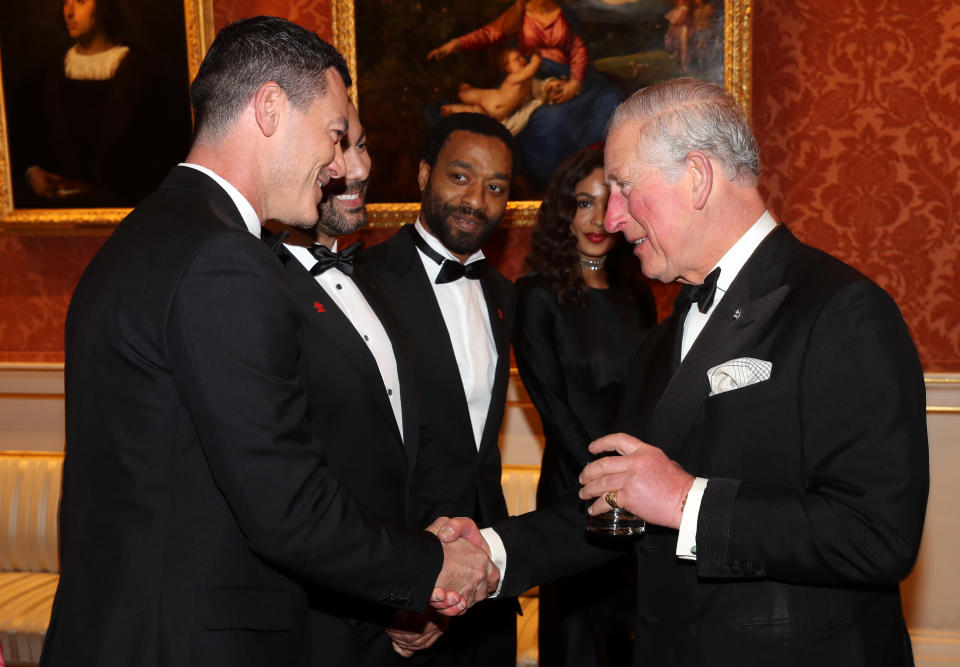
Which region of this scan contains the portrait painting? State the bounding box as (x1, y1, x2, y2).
(0, 0, 212, 229)
(336, 0, 751, 226)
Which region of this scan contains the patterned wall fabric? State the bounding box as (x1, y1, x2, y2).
(751, 0, 960, 370)
(1, 0, 957, 369)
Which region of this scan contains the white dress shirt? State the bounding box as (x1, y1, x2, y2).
(285, 242, 404, 438)
(676, 210, 778, 559)
(412, 219, 497, 450)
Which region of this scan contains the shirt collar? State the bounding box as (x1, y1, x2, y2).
(284, 239, 340, 272)
(710, 210, 778, 295)
(414, 218, 486, 265)
(179, 163, 261, 237)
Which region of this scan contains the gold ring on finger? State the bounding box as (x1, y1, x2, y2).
(604, 490, 620, 510)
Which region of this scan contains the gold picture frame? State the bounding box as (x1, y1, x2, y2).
(334, 0, 752, 229)
(0, 0, 215, 234)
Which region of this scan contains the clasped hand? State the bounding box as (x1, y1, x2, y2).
(427, 516, 498, 615)
(386, 517, 496, 657)
(579, 433, 695, 530)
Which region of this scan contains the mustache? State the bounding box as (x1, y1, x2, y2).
(443, 202, 489, 225)
(322, 178, 368, 200)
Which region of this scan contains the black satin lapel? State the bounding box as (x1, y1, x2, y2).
(614, 316, 680, 439)
(382, 231, 476, 448)
(478, 275, 509, 454)
(651, 282, 791, 455)
(393, 232, 474, 431)
(283, 259, 401, 438)
(354, 265, 418, 466)
(480, 273, 509, 356)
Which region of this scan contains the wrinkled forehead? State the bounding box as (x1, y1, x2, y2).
(604, 122, 646, 183)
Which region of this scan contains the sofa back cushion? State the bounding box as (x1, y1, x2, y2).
(0, 452, 62, 573)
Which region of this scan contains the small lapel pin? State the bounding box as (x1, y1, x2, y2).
(732, 308, 742, 320)
(313, 301, 326, 313)
(497, 308, 504, 320)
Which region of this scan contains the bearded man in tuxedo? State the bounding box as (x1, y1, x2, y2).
(362, 113, 519, 667)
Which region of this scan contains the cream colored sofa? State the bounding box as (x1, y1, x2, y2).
(0, 451, 62, 665)
(0, 454, 541, 667)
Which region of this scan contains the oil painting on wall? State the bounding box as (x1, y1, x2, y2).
(0, 0, 210, 229)
(346, 0, 744, 213)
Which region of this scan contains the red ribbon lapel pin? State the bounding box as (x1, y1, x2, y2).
(313, 301, 326, 313)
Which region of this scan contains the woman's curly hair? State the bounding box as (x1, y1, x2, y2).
(525, 148, 643, 308)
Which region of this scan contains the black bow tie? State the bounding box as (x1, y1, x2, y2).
(405, 224, 486, 284)
(675, 267, 721, 314)
(309, 241, 363, 277)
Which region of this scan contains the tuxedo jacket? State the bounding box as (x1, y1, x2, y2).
(496, 225, 929, 667)
(270, 240, 423, 666)
(361, 225, 514, 530)
(42, 167, 442, 667)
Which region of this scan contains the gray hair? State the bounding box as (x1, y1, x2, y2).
(191, 16, 352, 143)
(606, 78, 759, 184)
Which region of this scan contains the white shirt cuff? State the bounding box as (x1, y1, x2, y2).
(676, 477, 708, 560)
(480, 527, 507, 597)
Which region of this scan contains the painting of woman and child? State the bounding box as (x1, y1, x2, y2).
(353, 0, 725, 203)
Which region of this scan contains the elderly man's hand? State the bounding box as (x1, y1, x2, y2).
(425, 517, 498, 616)
(579, 433, 695, 530)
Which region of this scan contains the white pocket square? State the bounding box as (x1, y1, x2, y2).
(707, 358, 772, 396)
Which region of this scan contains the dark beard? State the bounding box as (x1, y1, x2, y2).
(316, 180, 369, 237)
(421, 186, 502, 256)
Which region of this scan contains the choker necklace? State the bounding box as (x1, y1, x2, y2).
(579, 254, 606, 271)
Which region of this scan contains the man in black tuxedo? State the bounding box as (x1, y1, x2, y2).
(271, 100, 451, 663)
(42, 18, 495, 667)
(443, 78, 929, 666)
(362, 113, 518, 667)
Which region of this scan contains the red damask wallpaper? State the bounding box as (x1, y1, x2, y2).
(1, 0, 958, 370)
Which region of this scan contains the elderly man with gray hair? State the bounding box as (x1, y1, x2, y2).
(438, 77, 928, 667)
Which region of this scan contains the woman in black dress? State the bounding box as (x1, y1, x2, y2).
(514, 147, 657, 667)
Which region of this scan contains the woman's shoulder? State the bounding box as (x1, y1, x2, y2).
(516, 271, 549, 291)
(516, 272, 560, 303)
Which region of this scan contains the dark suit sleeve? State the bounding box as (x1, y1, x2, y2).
(513, 283, 592, 470)
(697, 281, 928, 585)
(166, 233, 443, 610)
(493, 495, 626, 597)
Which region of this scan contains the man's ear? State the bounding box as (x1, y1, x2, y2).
(253, 82, 285, 138)
(418, 160, 432, 193)
(686, 151, 713, 211)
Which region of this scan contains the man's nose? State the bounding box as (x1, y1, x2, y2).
(462, 180, 483, 211)
(327, 142, 346, 180)
(604, 193, 626, 233)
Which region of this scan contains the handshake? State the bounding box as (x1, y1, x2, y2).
(386, 516, 498, 657)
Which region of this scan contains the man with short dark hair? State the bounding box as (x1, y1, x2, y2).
(42, 18, 495, 667)
(363, 113, 519, 667)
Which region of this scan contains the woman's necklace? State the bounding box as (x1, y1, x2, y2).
(579, 253, 606, 271)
